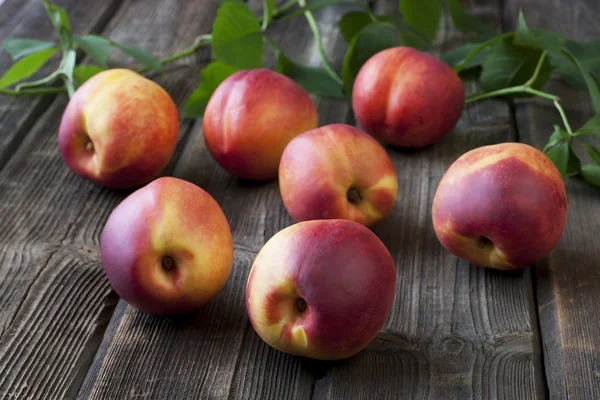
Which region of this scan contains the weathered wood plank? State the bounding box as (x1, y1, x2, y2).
(0, 0, 219, 398)
(310, 0, 545, 398)
(79, 249, 253, 400)
(78, 1, 353, 398)
(0, 244, 116, 400)
(503, 1, 600, 398)
(0, 0, 122, 171)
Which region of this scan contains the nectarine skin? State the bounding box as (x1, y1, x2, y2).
(202, 68, 318, 181)
(279, 123, 398, 227)
(352, 46, 464, 148)
(246, 219, 397, 360)
(432, 143, 568, 270)
(58, 69, 179, 188)
(100, 177, 233, 316)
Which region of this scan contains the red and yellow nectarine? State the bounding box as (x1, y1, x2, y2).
(432, 142, 568, 270)
(58, 69, 179, 188)
(202, 68, 318, 181)
(352, 46, 464, 148)
(100, 177, 234, 316)
(246, 219, 397, 360)
(279, 123, 398, 227)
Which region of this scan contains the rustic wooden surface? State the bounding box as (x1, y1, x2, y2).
(0, 0, 597, 399)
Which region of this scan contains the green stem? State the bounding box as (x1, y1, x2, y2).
(466, 86, 574, 136)
(465, 86, 557, 103)
(524, 49, 548, 88)
(297, 0, 343, 85)
(136, 34, 212, 74)
(0, 87, 66, 96)
(554, 99, 573, 136)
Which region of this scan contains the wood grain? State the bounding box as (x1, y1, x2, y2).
(79, 1, 354, 398)
(502, 1, 600, 398)
(0, 0, 220, 398)
(79, 249, 253, 400)
(0, 0, 122, 171)
(0, 244, 117, 400)
(307, 0, 544, 398)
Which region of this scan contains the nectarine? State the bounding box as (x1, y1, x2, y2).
(58, 69, 179, 188)
(432, 143, 568, 270)
(352, 46, 464, 148)
(100, 177, 234, 316)
(279, 123, 398, 227)
(246, 219, 397, 360)
(202, 68, 318, 181)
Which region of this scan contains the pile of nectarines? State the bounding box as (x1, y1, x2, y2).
(56, 46, 568, 361)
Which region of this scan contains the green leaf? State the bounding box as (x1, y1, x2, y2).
(74, 35, 112, 68)
(342, 22, 400, 97)
(41, 0, 72, 48)
(480, 38, 552, 92)
(545, 139, 580, 176)
(513, 10, 564, 51)
(581, 164, 600, 188)
(338, 11, 373, 43)
(3, 39, 56, 60)
(580, 142, 600, 164)
(0, 47, 58, 89)
(562, 48, 600, 114)
(442, 41, 488, 69)
(543, 125, 569, 152)
(113, 42, 162, 73)
(574, 114, 600, 138)
(377, 14, 429, 50)
(183, 62, 239, 118)
(59, 49, 76, 96)
(550, 40, 600, 91)
(73, 65, 105, 86)
(444, 0, 492, 34)
(276, 52, 344, 98)
(212, 1, 264, 70)
(441, 31, 497, 70)
(262, 0, 276, 29)
(399, 0, 442, 43)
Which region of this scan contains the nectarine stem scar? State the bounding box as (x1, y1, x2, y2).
(162, 256, 175, 271)
(296, 298, 307, 313)
(347, 188, 362, 205)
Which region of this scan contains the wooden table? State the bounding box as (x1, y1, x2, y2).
(1, 0, 599, 398)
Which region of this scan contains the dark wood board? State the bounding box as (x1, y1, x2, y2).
(77, 0, 355, 398)
(0, 0, 122, 171)
(78, 0, 546, 398)
(311, 0, 545, 398)
(503, 1, 600, 398)
(0, 0, 221, 398)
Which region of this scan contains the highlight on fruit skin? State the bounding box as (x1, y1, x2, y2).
(100, 176, 234, 316)
(202, 68, 318, 181)
(352, 46, 464, 148)
(278, 123, 399, 228)
(245, 219, 397, 361)
(58, 68, 180, 189)
(432, 142, 568, 270)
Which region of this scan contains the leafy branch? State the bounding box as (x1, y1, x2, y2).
(0, 0, 599, 190)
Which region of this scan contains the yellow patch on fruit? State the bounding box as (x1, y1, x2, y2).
(447, 146, 557, 187)
(147, 201, 224, 302)
(82, 70, 170, 177)
(440, 223, 516, 270)
(368, 174, 398, 193)
(291, 325, 308, 348)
